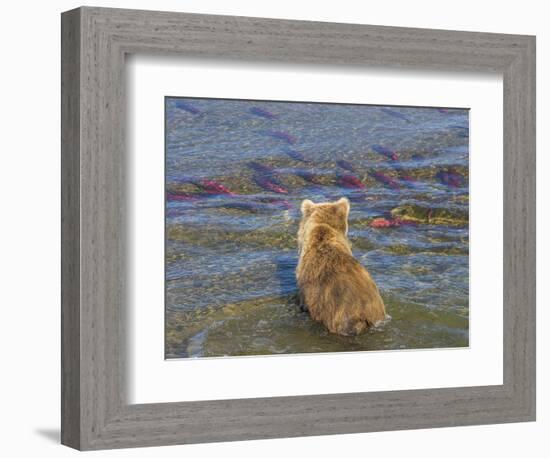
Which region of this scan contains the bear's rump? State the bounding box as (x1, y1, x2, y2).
(304, 271, 385, 334)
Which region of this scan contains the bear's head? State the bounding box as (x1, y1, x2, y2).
(298, 197, 350, 247)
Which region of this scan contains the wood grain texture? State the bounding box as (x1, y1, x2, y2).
(60, 6, 536, 450)
(60, 7, 81, 450)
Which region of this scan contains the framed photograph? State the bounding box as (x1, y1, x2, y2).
(61, 6, 536, 450)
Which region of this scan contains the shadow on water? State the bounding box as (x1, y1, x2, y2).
(275, 254, 298, 297)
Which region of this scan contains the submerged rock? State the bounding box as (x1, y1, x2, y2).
(390, 204, 468, 226)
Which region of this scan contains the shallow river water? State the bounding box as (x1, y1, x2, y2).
(164, 97, 469, 358)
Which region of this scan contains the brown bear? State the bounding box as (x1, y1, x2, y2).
(296, 197, 386, 336)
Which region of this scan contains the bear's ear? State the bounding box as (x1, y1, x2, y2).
(336, 197, 350, 217)
(301, 199, 315, 216)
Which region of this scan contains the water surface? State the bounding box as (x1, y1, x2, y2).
(165, 97, 469, 358)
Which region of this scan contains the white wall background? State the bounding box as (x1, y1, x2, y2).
(0, 0, 546, 456)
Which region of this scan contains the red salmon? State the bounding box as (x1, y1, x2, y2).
(198, 179, 235, 195)
(338, 174, 365, 189)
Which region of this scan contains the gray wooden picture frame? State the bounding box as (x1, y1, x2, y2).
(61, 6, 536, 451)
